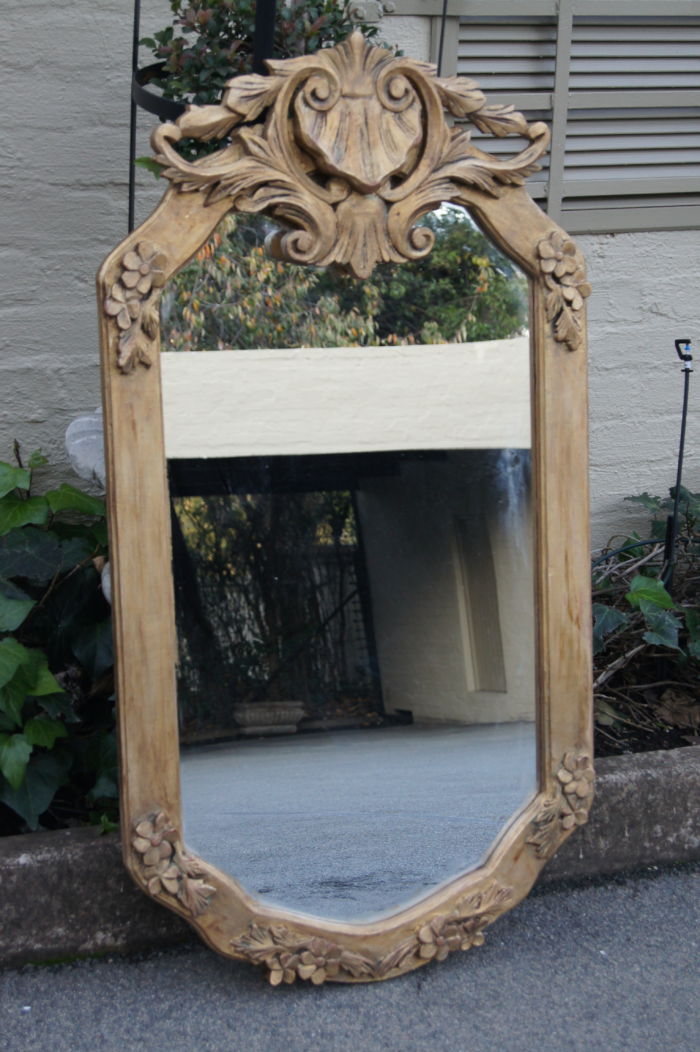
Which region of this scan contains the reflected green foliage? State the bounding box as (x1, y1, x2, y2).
(162, 209, 526, 352)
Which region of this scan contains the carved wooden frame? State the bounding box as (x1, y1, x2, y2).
(97, 32, 593, 985)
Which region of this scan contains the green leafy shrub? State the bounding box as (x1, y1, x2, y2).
(592, 486, 700, 755)
(141, 0, 385, 107)
(0, 451, 116, 833)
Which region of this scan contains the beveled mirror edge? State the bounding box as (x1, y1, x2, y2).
(97, 33, 593, 984)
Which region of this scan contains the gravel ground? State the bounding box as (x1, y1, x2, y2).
(1, 862, 698, 1052)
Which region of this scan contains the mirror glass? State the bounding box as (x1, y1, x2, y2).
(160, 208, 535, 922)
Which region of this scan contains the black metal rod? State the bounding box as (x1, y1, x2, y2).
(662, 359, 692, 591)
(128, 0, 141, 233)
(437, 0, 449, 76)
(252, 0, 278, 75)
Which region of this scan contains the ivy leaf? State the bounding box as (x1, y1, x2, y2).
(23, 716, 67, 749)
(0, 732, 33, 789)
(684, 610, 700, 660)
(0, 496, 49, 536)
(45, 485, 106, 518)
(0, 748, 72, 829)
(0, 527, 92, 585)
(592, 603, 630, 655)
(624, 492, 663, 513)
(0, 462, 31, 498)
(625, 574, 676, 611)
(0, 579, 36, 632)
(71, 618, 114, 679)
(0, 636, 31, 690)
(640, 601, 682, 651)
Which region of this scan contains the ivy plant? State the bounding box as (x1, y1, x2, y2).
(0, 451, 116, 832)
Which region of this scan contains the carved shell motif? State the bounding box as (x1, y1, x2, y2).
(152, 31, 550, 279)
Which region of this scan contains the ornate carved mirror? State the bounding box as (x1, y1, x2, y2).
(98, 32, 593, 984)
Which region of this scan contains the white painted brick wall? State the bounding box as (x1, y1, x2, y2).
(1, 7, 698, 545)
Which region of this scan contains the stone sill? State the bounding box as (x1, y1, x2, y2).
(1, 745, 698, 968)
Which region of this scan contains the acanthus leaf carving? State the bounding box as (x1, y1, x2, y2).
(132, 810, 216, 916)
(231, 881, 512, 984)
(150, 31, 550, 279)
(527, 751, 595, 859)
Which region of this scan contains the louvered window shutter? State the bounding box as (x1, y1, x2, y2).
(439, 3, 700, 233)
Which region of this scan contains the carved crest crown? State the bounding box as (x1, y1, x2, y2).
(152, 30, 551, 279)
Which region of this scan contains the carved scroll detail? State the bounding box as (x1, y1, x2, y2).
(527, 752, 595, 859)
(151, 31, 550, 279)
(537, 231, 592, 352)
(231, 881, 512, 985)
(104, 241, 166, 374)
(132, 811, 216, 916)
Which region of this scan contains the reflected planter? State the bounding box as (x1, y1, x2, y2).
(233, 700, 306, 737)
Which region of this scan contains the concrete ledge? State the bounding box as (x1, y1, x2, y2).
(1, 746, 698, 967)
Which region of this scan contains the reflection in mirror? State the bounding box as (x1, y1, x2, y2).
(159, 211, 534, 922)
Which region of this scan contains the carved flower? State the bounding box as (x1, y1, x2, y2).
(104, 282, 141, 331)
(417, 915, 469, 961)
(269, 936, 344, 986)
(537, 232, 592, 310)
(557, 751, 594, 828)
(120, 242, 167, 297)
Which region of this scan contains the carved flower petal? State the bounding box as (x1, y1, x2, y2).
(137, 241, 156, 261)
(574, 779, 592, 798)
(121, 269, 141, 289)
(152, 252, 168, 272)
(104, 296, 125, 317)
(578, 282, 592, 299)
(283, 969, 296, 984)
(137, 274, 153, 296)
(562, 239, 577, 256)
(557, 767, 574, 784)
(310, 968, 326, 985)
(574, 809, 589, 825)
(135, 820, 155, 838)
(147, 876, 162, 895)
(269, 968, 285, 986)
(436, 945, 450, 961)
(418, 943, 437, 960)
(325, 962, 340, 977)
(297, 963, 317, 980)
(538, 241, 556, 259)
(150, 268, 167, 289)
(300, 950, 315, 965)
(161, 875, 180, 895)
(132, 836, 151, 854)
(143, 845, 164, 866)
(540, 258, 557, 273)
(418, 924, 435, 944)
(561, 813, 576, 830)
(116, 307, 133, 331)
(123, 250, 142, 271)
(472, 932, 485, 946)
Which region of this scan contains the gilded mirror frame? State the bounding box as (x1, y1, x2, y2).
(97, 32, 593, 984)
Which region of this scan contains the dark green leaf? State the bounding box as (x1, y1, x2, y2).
(0, 462, 31, 498)
(0, 579, 36, 631)
(23, 716, 67, 749)
(0, 636, 31, 690)
(640, 601, 682, 651)
(592, 603, 630, 655)
(0, 748, 72, 829)
(0, 732, 33, 789)
(45, 485, 105, 517)
(71, 618, 114, 679)
(0, 527, 92, 585)
(0, 496, 49, 536)
(625, 574, 676, 611)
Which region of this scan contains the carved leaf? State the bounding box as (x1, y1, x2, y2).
(177, 105, 241, 143)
